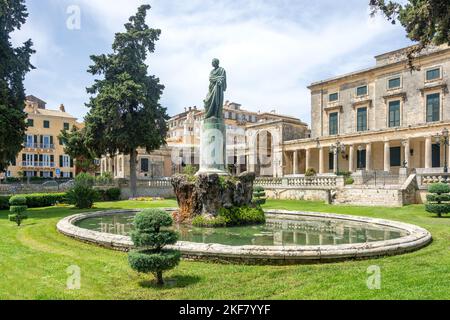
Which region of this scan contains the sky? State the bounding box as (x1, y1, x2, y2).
(11, 0, 413, 125)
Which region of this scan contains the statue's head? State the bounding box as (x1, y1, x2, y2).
(212, 58, 220, 68)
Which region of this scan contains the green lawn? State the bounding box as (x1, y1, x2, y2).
(1, 199, 449, 300)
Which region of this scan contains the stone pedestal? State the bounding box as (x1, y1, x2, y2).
(197, 117, 229, 176)
(172, 172, 256, 221)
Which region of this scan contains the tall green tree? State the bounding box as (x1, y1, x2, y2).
(59, 126, 98, 174)
(84, 5, 168, 196)
(370, 0, 450, 67)
(0, 0, 35, 172)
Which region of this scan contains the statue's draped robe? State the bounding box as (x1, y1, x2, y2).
(204, 67, 227, 119)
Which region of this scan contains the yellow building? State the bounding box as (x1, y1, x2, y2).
(5, 96, 79, 179)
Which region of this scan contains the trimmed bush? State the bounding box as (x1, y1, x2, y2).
(428, 183, 450, 195)
(0, 196, 9, 210)
(105, 188, 121, 201)
(24, 193, 66, 208)
(66, 173, 98, 209)
(193, 206, 266, 228)
(0, 193, 67, 210)
(426, 183, 450, 217)
(253, 186, 267, 206)
(8, 196, 28, 226)
(345, 177, 355, 185)
(128, 209, 180, 285)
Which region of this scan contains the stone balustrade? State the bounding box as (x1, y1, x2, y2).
(416, 173, 450, 188)
(255, 176, 343, 189)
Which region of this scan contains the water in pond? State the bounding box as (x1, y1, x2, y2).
(75, 212, 407, 246)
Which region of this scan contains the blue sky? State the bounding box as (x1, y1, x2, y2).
(11, 0, 412, 124)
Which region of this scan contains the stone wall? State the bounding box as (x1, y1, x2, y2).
(264, 187, 331, 203)
(119, 186, 174, 199)
(334, 186, 404, 207)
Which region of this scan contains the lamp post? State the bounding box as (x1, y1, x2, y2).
(330, 141, 346, 175)
(435, 128, 449, 173)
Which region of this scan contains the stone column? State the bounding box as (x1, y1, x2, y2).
(333, 149, 338, 174)
(319, 147, 325, 174)
(366, 143, 372, 171)
(293, 150, 298, 175)
(404, 139, 410, 168)
(348, 145, 355, 173)
(384, 140, 391, 172)
(425, 136, 432, 169)
(305, 148, 311, 172)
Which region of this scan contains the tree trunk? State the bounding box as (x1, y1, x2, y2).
(129, 149, 138, 197)
(156, 271, 164, 286)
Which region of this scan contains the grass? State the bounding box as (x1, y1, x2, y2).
(0, 199, 450, 300)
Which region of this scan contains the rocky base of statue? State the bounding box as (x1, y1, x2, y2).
(171, 172, 256, 223)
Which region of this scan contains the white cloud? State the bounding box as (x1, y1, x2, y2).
(24, 0, 412, 124)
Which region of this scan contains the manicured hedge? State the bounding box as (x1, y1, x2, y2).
(96, 188, 122, 202)
(0, 193, 67, 209)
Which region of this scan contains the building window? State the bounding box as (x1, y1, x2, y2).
(357, 107, 367, 132)
(26, 135, 34, 148)
(141, 158, 149, 172)
(63, 122, 70, 130)
(60, 155, 70, 168)
(388, 100, 401, 127)
(432, 144, 441, 168)
(43, 120, 50, 128)
(356, 85, 368, 97)
(388, 77, 401, 89)
(426, 93, 440, 122)
(357, 149, 366, 169)
(390, 147, 401, 167)
(329, 92, 339, 102)
(426, 68, 441, 81)
(27, 119, 34, 127)
(329, 112, 338, 135)
(328, 153, 334, 171)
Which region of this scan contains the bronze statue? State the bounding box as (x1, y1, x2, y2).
(204, 58, 227, 119)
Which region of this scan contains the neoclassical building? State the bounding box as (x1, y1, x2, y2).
(254, 45, 450, 177)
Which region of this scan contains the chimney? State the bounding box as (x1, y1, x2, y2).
(59, 104, 66, 112)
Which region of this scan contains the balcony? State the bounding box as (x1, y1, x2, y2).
(21, 162, 56, 168)
(24, 143, 55, 150)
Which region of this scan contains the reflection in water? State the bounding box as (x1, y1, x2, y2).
(75, 212, 407, 247)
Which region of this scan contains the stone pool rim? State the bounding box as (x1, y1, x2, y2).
(56, 208, 432, 264)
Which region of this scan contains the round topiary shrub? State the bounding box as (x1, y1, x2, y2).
(428, 183, 450, 195)
(253, 186, 267, 206)
(8, 196, 28, 226)
(426, 183, 450, 217)
(128, 209, 180, 285)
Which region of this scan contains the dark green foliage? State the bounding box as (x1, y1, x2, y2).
(370, 0, 450, 68)
(59, 127, 98, 174)
(105, 188, 121, 201)
(253, 186, 267, 206)
(192, 215, 227, 228)
(0, 0, 35, 171)
(84, 5, 169, 197)
(426, 183, 450, 217)
(8, 196, 27, 226)
(182, 165, 197, 176)
(193, 206, 266, 228)
(0, 196, 10, 209)
(66, 173, 98, 209)
(23, 193, 66, 207)
(128, 209, 180, 285)
(0, 193, 66, 210)
(305, 168, 316, 177)
(428, 183, 450, 195)
(97, 188, 121, 201)
(345, 177, 355, 185)
(426, 193, 450, 202)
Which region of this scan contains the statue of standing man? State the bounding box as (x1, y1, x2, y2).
(204, 58, 227, 119)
